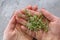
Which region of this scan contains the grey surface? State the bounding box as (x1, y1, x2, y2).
(0, 0, 60, 40)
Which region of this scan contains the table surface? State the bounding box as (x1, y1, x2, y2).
(0, 0, 60, 40)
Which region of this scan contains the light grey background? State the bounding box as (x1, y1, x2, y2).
(0, 0, 60, 40)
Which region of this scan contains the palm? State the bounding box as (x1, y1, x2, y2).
(16, 23, 33, 40)
(38, 9, 60, 40)
(3, 5, 36, 40)
(3, 15, 17, 40)
(16, 6, 60, 40)
(4, 5, 60, 40)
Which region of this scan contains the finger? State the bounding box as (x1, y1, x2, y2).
(20, 25, 28, 32)
(7, 10, 24, 30)
(16, 16, 27, 26)
(26, 9, 40, 16)
(7, 10, 21, 30)
(15, 9, 29, 21)
(21, 25, 36, 37)
(32, 5, 38, 11)
(36, 30, 43, 40)
(41, 8, 57, 21)
(20, 9, 26, 14)
(16, 23, 22, 32)
(18, 9, 40, 19)
(7, 15, 16, 30)
(16, 23, 28, 34)
(7, 10, 20, 30)
(16, 11, 27, 20)
(16, 16, 36, 37)
(16, 20, 27, 32)
(15, 9, 26, 15)
(26, 5, 32, 10)
(19, 9, 40, 16)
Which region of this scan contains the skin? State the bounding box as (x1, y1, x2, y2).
(3, 5, 60, 40)
(41, 9, 60, 40)
(3, 5, 37, 40)
(16, 5, 60, 40)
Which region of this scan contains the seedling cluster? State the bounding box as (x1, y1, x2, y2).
(19, 9, 49, 32)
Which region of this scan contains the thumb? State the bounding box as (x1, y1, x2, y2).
(41, 8, 57, 21)
(6, 10, 20, 31)
(7, 15, 16, 30)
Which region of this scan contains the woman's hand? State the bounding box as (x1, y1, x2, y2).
(3, 5, 37, 40)
(3, 14, 18, 40)
(16, 5, 43, 40)
(41, 9, 60, 40)
(16, 6, 60, 40)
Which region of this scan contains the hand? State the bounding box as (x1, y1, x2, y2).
(41, 9, 60, 40)
(3, 14, 17, 40)
(16, 5, 43, 40)
(3, 6, 36, 40)
(16, 5, 60, 40)
(15, 5, 38, 39)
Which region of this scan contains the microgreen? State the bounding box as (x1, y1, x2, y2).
(19, 9, 49, 32)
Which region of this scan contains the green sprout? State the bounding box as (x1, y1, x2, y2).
(19, 9, 49, 32)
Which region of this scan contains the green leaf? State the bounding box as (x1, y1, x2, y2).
(21, 9, 49, 32)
